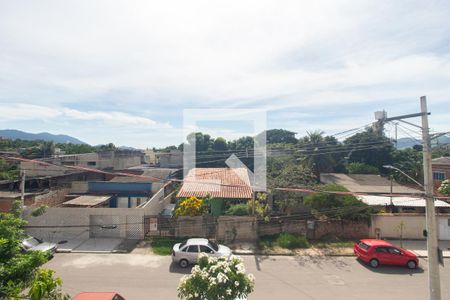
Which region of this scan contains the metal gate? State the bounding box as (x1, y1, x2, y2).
(126, 215, 144, 239)
(89, 215, 121, 238)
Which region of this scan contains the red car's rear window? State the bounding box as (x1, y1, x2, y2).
(357, 241, 370, 250)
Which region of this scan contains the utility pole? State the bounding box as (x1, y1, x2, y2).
(420, 96, 441, 300)
(20, 170, 26, 210)
(394, 122, 398, 148)
(376, 97, 441, 300)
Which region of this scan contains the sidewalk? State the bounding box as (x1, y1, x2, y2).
(387, 239, 450, 258)
(55, 238, 126, 253)
(231, 240, 450, 258)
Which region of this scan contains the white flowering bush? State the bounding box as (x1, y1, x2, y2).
(178, 254, 255, 300)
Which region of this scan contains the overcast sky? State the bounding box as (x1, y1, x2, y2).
(1, 0, 449, 148)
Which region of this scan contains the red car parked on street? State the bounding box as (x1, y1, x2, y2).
(354, 239, 418, 269)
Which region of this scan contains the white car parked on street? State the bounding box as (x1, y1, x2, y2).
(172, 238, 232, 268)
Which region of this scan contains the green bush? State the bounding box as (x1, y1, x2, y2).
(150, 237, 187, 255)
(225, 204, 249, 216)
(276, 233, 310, 249)
(347, 162, 379, 174)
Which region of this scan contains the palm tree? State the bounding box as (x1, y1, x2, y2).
(299, 131, 335, 181)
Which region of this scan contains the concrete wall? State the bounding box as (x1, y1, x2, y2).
(24, 207, 145, 241)
(371, 214, 426, 240)
(20, 161, 74, 177)
(157, 150, 182, 168)
(217, 216, 257, 242)
(71, 181, 89, 193)
(141, 184, 173, 215)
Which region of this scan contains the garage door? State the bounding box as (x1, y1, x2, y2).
(90, 215, 121, 238)
(438, 218, 450, 240)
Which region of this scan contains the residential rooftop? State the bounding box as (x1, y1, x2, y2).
(177, 168, 253, 199)
(320, 173, 423, 194)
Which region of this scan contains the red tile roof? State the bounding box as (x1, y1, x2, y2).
(177, 168, 253, 199)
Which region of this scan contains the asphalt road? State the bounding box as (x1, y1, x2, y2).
(45, 253, 450, 300)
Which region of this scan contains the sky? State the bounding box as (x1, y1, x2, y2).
(0, 0, 449, 148)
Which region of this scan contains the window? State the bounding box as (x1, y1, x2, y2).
(208, 240, 219, 252)
(357, 241, 370, 250)
(375, 247, 388, 253)
(448, 219, 450, 227)
(200, 245, 214, 253)
(433, 171, 445, 181)
(87, 161, 97, 166)
(388, 247, 402, 255)
(113, 295, 125, 300)
(187, 245, 199, 253)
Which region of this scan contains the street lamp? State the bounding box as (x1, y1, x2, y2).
(382, 165, 424, 189)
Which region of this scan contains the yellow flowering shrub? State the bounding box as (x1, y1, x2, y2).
(175, 196, 208, 217)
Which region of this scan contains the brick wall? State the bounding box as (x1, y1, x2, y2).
(175, 216, 205, 237)
(32, 188, 71, 207)
(217, 216, 257, 242)
(258, 219, 307, 236)
(310, 220, 370, 240)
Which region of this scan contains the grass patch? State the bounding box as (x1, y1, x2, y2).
(258, 233, 310, 250)
(312, 241, 354, 248)
(311, 235, 355, 249)
(149, 237, 187, 255)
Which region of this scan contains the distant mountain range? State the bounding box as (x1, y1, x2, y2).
(396, 135, 450, 149)
(0, 129, 86, 144)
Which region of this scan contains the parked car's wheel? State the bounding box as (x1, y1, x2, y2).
(407, 260, 417, 269)
(179, 259, 189, 268)
(369, 259, 379, 268)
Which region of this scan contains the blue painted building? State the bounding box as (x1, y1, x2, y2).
(87, 181, 152, 208)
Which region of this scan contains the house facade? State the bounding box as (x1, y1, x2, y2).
(177, 168, 253, 215)
(432, 157, 450, 191)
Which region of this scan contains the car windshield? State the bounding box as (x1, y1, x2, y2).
(357, 241, 370, 250)
(208, 240, 219, 251)
(179, 241, 187, 249)
(23, 237, 41, 248)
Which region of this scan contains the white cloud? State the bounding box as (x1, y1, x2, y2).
(0, 103, 170, 128)
(0, 0, 449, 146)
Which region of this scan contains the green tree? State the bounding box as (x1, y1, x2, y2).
(303, 184, 372, 221)
(0, 203, 48, 298)
(264, 129, 297, 144)
(212, 137, 228, 151)
(347, 162, 379, 174)
(298, 130, 336, 180)
(391, 148, 423, 185)
(267, 156, 315, 215)
(28, 269, 70, 300)
(343, 127, 393, 170)
(438, 180, 450, 195)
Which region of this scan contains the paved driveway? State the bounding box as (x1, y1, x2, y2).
(45, 254, 450, 300)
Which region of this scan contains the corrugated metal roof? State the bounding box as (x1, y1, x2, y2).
(62, 195, 112, 207)
(358, 195, 450, 208)
(432, 157, 450, 165)
(177, 168, 253, 199)
(320, 173, 422, 194)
